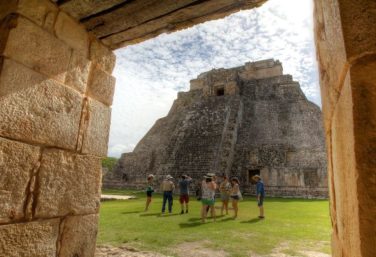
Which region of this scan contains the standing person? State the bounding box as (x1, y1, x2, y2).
(230, 177, 241, 219)
(201, 175, 217, 223)
(145, 174, 155, 212)
(179, 175, 192, 214)
(160, 175, 175, 214)
(252, 175, 265, 219)
(219, 175, 231, 215)
(205, 173, 217, 214)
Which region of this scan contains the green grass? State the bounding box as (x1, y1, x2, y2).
(98, 189, 331, 257)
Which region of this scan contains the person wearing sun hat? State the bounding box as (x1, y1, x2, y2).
(160, 175, 175, 214)
(252, 174, 265, 219)
(144, 174, 155, 212)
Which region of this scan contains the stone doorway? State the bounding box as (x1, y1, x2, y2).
(248, 169, 261, 184)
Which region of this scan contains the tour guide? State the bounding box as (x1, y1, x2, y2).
(160, 175, 175, 214)
(252, 175, 265, 219)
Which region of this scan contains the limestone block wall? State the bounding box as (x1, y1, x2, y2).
(0, 1, 115, 256)
(314, 1, 376, 256)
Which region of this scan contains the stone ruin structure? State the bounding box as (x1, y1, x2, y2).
(0, 0, 374, 256)
(109, 59, 328, 198)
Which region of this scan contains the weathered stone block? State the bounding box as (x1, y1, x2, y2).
(314, 0, 347, 132)
(0, 58, 42, 96)
(59, 0, 125, 20)
(55, 11, 89, 57)
(0, 219, 59, 256)
(65, 50, 92, 93)
(349, 55, 376, 257)
(3, 16, 71, 83)
(87, 64, 116, 106)
(82, 98, 112, 157)
(90, 38, 116, 74)
(18, 0, 58, 27)
(0, 137, 40, 223)
(339, 0, 376, 59)
(0, 2, 18, 21)
(59, 214, 99, 257)
(35, 149, 101, 218)
(43, 9, 58, 33)
(331, 73, 360, 257)
(0, 59, 82, 150)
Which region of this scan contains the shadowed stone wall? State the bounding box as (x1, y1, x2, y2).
(0, 0, 115, 255)
(110, 60, 328, 198)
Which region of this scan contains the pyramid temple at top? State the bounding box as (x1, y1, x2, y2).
(108, 59, 328, 198)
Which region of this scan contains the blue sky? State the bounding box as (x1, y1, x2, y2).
(108, 0, 319, 157)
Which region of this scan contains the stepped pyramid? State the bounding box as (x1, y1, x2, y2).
(109, 59, 328, 198)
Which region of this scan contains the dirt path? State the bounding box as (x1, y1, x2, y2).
(96, 245, 169, 257)
(96, 243, 331, 257)
(100, 194, 137, 201)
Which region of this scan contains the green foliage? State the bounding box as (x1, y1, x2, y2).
(102, 157, 118, 172)
(98, 189, 331, 257)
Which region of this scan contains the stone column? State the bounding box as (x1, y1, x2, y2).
(0, 1, 115, 256)
(314, 1, 376, 256)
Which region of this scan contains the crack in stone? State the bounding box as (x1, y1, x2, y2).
(29, 147, 45, 220)
(22, 147, 42, 221)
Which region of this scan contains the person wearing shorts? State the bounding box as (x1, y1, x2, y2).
(179, 175, 192, 214)
(230, 177, 241, 219)
(252, 175, 265, 219)
(200, 175, 217, 223)
(219, 175, 231, 215)
(145, 174, 154, 212)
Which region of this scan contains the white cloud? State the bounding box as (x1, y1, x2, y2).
(107, 0, 320, 157)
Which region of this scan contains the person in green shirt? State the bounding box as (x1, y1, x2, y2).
(145, 174, 155, 212)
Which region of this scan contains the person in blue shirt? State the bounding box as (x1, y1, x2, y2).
(252, 175, 265, 219)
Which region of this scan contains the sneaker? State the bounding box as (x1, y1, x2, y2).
(185, 210, 188, 214)
(258, 216, 265, 219)
(180, 210, 184, 214)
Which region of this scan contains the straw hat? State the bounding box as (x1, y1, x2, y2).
(166, 175, 173, 180)
(252, 175, 261, 180)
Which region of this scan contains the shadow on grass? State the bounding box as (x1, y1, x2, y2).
(241, 218, 263, 224)
(139, 212, 160, 217)
(179, 222, 204, 228)
(121, 211, 142, 215)
(188, 215, 225, 222)
(220, 217, 235, 222)
(157, 213, 180, 217)
(188, 217, 201, 222)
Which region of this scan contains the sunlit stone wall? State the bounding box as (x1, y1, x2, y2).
(0, 0, 115, 255)
(314, 1, 376, 256)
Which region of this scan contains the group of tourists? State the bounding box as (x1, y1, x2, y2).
(144, 173, 265, 222)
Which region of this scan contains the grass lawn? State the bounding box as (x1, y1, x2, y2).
(98, 189, 331, 257)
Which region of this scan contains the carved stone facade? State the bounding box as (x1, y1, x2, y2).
(110, 60, 328, 198)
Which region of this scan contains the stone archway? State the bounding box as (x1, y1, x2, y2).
(0, 1, 374, 256)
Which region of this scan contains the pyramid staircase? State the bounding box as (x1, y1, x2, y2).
(212, 97, 243, 176)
